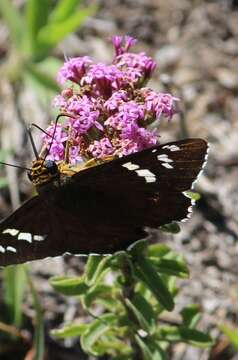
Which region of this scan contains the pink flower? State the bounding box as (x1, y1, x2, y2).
(104, 90, 129, 112)
(142, 89, 179, 120)
(112, 35, 137, 56)
(88, 138, 114, 159)
(44, 36, 178, 164)
(82, 63, 123, 97)
(57, 56, 93, 84)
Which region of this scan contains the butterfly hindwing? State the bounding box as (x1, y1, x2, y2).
(0, 138, 208, 266)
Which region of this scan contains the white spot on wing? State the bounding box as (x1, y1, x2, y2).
(162, 144, 180, 151)
(3, 229, 19, 236)
(161, 163, 173, 169)
(33, 235, 46, 241)
(157, 155, 173, 163)
(122, 162, 140, 171)
(6, 246, 17, 253)
(136, 169, 155, 177)
(152, 149, 157, 153)
(145, 177, 156, 183)
(0, 245, 5, 253)
(136, 169, 156, 183)
(18, 232, 32, 243)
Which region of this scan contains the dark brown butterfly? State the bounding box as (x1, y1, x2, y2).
(0, 138, 208, 267)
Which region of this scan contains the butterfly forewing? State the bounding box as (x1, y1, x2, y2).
(0, 138, 208, 266)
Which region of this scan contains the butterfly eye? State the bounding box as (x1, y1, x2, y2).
(45, 160, 58, 175)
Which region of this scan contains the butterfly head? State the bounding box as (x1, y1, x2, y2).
(28, 158, 59, 187)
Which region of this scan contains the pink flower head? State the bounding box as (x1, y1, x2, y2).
(104, 90, 129, 112)
(82, 63, 124, 97)
(105, 101, 144, 131)
(116, 52, 157, 82)
(57, 56, 93, 85)
(88, 137, 114, 159)
(45, 36, 178, 165)
(143, 90, 179, 120)
(42, 124, 68, 161)
(112, 35, 137, 56)
(66, 95, 102, 134)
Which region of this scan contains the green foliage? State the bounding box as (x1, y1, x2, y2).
(220, 324, 238, 350)
(51, 239, 213, 358)
(0, 0, 95, 100)
(3, 265, 27, 327)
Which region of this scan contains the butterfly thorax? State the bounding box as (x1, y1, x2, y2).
(28, 159, 60, 190)
(28, 156, 116, 194)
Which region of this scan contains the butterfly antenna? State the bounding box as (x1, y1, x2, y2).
(27, 127, 39, 160)
(42, 113, 76, 163)
(0, 161, 31, 171)
(29, 124, 55, 140)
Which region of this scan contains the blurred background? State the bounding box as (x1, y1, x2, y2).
(0, 0, 238, 359)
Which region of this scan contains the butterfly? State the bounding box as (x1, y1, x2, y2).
(0, 138, 208, 267)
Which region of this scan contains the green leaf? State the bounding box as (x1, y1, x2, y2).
(147, 244, 171, 258)
(220, 324, 238, 349)
(157, 326, 213, 347)
(184, 191, 201, 201)
(160, 222, 181, 234)
(85, 255, 111, 286)
(27, 272, 45, 360)
(50, 0, 82, 23)
(125, 298, 151, 333)
(25, 63, 60, 92)
(50, 276, 89, 296)
(84, 284, 114, 308)
(3, 265, 27, 327)
(0, 177, 8, 189)
(0, 0, 24, 46)
(134, 257, 174, 311)
(128, 239, 148, 258)
(26, 0, 50, 55)
(132, 293, 156, 331)
(37, 5, 96, 57)
(81, 313, 117, 356)
(52, 323, 87, 339)
(181, 305, 202, 329)
(135, 335, 153, 360)
(149, 258, 189, 278)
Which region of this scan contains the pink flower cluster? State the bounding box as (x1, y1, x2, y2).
(44, 36, 179, 163)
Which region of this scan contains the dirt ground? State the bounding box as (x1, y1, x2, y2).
(0, 0, 238, 359)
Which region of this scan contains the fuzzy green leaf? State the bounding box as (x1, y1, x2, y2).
(134, 257, 174, 311)
(132, 293, 156, 331)
(26, 0, 50, 55)
(84, 284, 114, 308)
(85, 255, 111, 286)
(149, 258, 189, 278)
(52, 323, 88, 339)
(50, 0, 82, 23)
(147, 244, 171, 258)
(181, 304, 202, 329)
(50, 276, 88, 296)
(157, 326, 213, 347)
(37, 5, 96, 56)
(81, 313, 117, 356)
(3, 265, 27, 327)
(135, 335, 153, 360)
(220, 325, 238, 349)
(125, 298, 151, 333)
